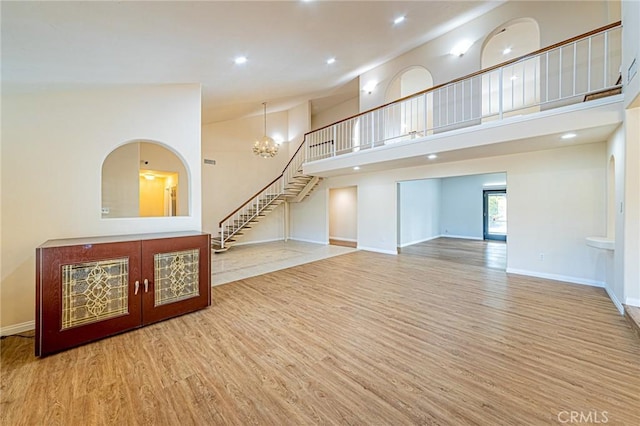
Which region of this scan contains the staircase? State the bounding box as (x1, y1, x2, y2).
(212, 141, 320, 253)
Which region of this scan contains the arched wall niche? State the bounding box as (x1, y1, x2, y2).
(101, 140, 190, 218)
(385, 66, 434, 103)
(383, 66, 435, 141)
(481, 18, 541, 120)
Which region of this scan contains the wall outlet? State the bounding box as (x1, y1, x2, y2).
(101, 207, 110, 215)
(539, 253, 544, 261)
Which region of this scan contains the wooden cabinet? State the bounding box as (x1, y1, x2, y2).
(35, 231, 210, 356)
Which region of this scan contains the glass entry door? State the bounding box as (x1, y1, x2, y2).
(484, 190, 507, 241)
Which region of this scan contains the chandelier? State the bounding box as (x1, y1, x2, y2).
(253, 102, 278, 158)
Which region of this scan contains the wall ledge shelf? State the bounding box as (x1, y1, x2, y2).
(586, 236, 615, 251)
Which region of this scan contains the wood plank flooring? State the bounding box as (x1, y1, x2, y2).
(2, 247, 639, 425)
(400, 237, 507, 270)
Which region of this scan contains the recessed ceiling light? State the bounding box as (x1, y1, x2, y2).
(326, 57, 336, 65)
(503, 47, 512, 55)
(234, 56, 247, 65)
(561, 133, 577, 140)
(450, 40, 473, 57)
(394, 16, 405, 25)
(353, 166, 360, 171)
(427, 154, 438, 160)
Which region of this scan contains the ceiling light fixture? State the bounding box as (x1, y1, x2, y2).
(253, 102, 278, 158)
(353, 166, 360, 171)
(326, 57, 336, 65)
(394, 16, 405, 25)
(561, 133, 577, 140)
(450, 40, 473, 57)
(503, 47, 512, 55)
(234, 56, 247, 65)
(427, 154, 438, 160)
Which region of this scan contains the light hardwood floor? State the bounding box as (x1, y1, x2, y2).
(2, 246, 639, 425)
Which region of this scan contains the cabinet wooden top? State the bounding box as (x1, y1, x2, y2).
(37, 231, 210, 249)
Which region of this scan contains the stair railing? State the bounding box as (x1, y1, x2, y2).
(218, 137, 307, 248)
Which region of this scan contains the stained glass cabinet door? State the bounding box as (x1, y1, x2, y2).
(140, 235, 210, 325)
(35, 241, 143, 356)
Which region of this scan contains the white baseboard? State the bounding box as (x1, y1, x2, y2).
(0, 320, 35, 336)
(329, 236, 357, 243)
(233, 237, 284, 247)
(398, 235, 440, 248)
(357, 245, 397, 255)
(506, 268, 605, 288)
(440, 234, 483, 241)
(288, 237, 328, 245)
(605, 286, 625, 314)
(625, 297, 640, 307)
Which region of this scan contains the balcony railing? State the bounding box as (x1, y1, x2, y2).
(305, 22, 622, 162)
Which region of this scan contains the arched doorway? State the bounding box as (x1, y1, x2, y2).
(481, 19, 540, 121)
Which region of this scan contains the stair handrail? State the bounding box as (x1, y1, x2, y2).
(218, 139, 307, 228)
(218, 174, 282, 228)
(217, 137, 308, 250)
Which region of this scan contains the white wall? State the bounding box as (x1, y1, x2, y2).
(290, 186, 327, 244)
(622, 0, 640, 108)
(624, 107, 640, 306)
(292, 142, 607, 285)
(201, 111, 289, 239)
(311, 96, 359, 131)
(398, 179, 441, 247)
(329, 186, 357, 242)
(102, 142, 140, 218)
(288, 101, 312, 158)
(359, 1, 612, 112)
(506, 145, 606, 285)
(1, 84, 202, 330)
(440, 173, 506, 239)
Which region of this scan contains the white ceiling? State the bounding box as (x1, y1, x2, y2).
(1, 1, 503, 124)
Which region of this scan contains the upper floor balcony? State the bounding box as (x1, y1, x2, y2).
(303, 22, 623, 177)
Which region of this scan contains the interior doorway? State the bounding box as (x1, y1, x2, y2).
(139, 170, 179, 217)
(483, 189, 507, 241)
(329, 186, 357, 248)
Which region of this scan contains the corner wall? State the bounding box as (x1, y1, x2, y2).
(1, 84, 202, 332)
(398, 179, 441, 247)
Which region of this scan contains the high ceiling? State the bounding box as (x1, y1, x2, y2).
(1, 1, 502, 123)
